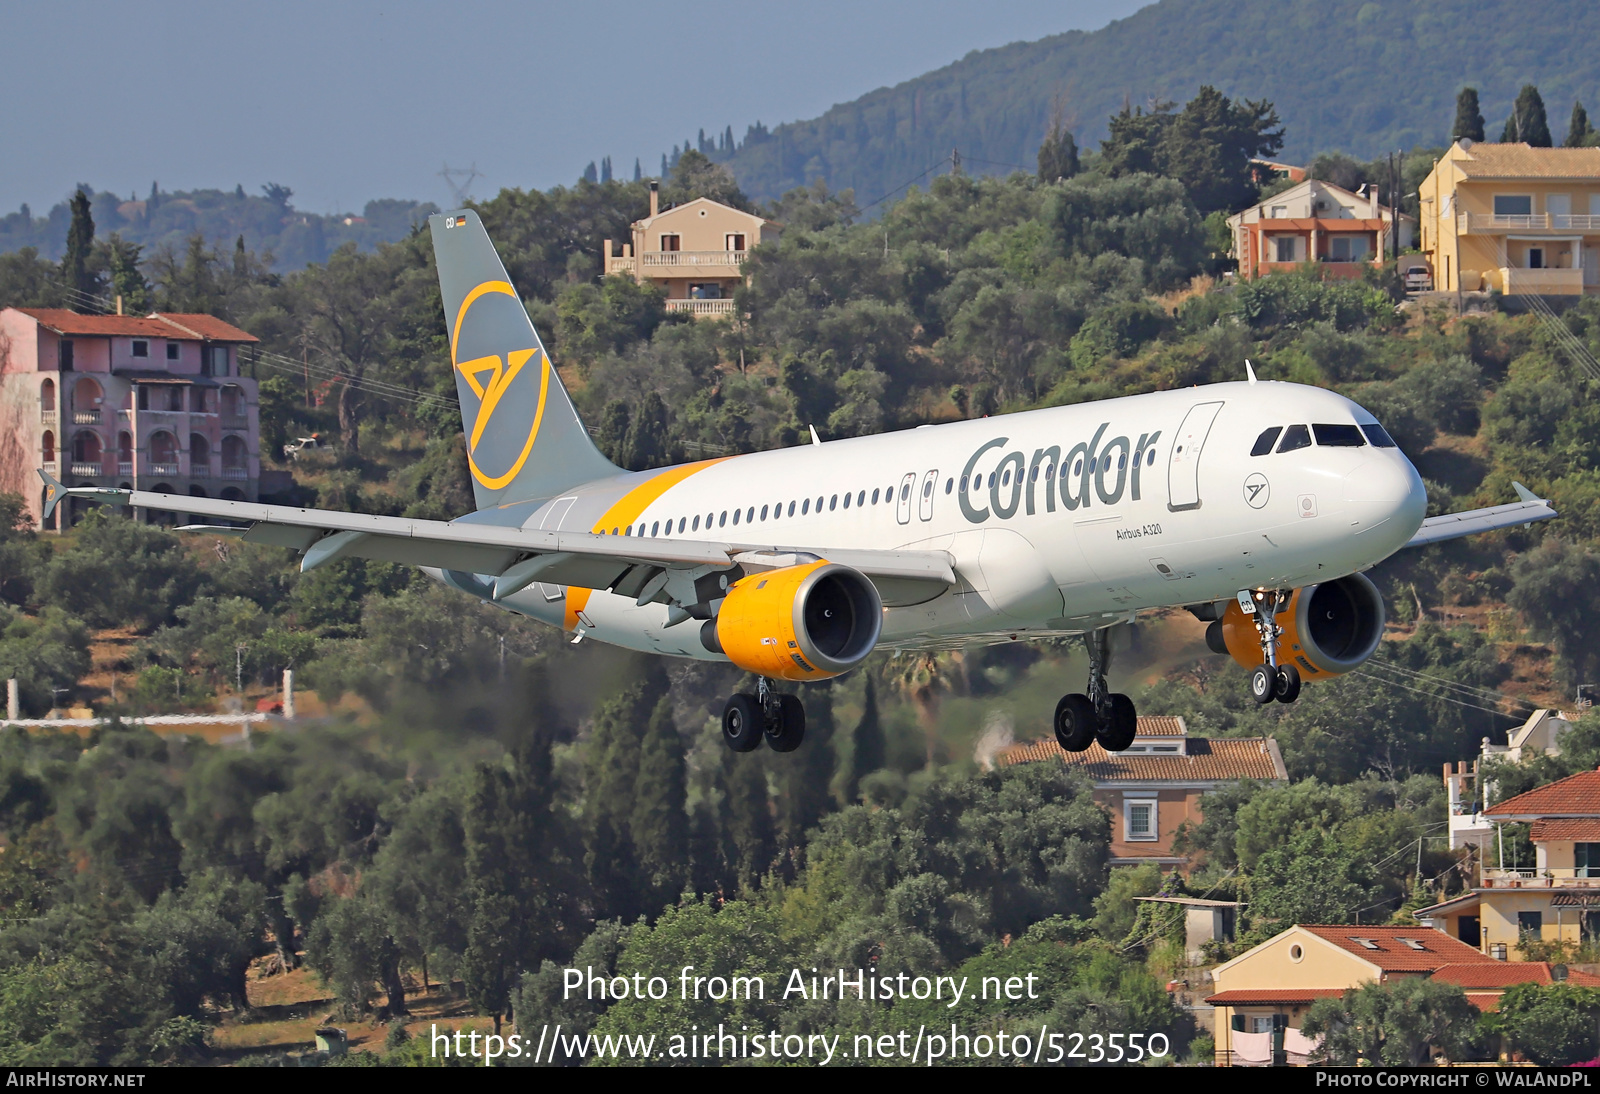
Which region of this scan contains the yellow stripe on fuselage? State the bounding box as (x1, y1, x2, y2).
(588, 457, 736, 534)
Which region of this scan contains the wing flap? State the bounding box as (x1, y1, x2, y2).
(1404, 490, 1557, 549)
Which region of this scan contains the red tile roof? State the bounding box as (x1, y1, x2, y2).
(997, 735, 1286, 782)
(1133, 715, 1187, 737)
(12, 308, 256, 343)
(1485, 770, 1600, 820)
(1297, 925, 1495, 971)
(1532, 819, 1600, 842)
(1432, 962, 1600, 989)
(1206, 988, 1345, 1005)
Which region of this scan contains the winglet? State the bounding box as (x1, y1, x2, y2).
(809, 425, 823, 446)
(1512, 481, 1539, 503)
(36, 468, 130, 522)
(37, 467, 65, 522)
(1245, 359, 1258, 385)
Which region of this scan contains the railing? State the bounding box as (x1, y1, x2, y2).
(40, 412, 57, 429)
(605, 255, 638, 277)
(145, 463, 179, 476)
(73, 409, 101, 424)
(221, 466, 249, 480)
(1499, 266, 1586, 294)
(42, 460, 58, 475)
(190, 463, 211, 478)
(117, 462, 132, 476)
(640, 250, 747, 268)
(665, 298, 737, 315)
(1460, 213, 1600, 232)
(222, 415, 248, 429)
(1481, 868, 1600, 888)
(70, 463, 101, 477)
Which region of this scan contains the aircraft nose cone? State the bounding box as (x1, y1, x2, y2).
(1343, 455, 1427, 544)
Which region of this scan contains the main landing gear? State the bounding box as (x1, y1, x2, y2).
(1054, 628, 1138, 753)
(722, 678, 806, 753)
(1244, 590, 1301, 706)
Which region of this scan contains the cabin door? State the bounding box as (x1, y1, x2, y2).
(1166, 401, 1225, 512)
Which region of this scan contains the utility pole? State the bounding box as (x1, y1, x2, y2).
(236, 644, 248, 693)
(951, 147, 962, 176)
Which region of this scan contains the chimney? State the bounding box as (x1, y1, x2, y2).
(115, 295, 124, 316)
(649, 180, 659, 218)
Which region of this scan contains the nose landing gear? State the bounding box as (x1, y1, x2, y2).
(1244, 589, 1302, 705)
(1054, 627, 1138, 753)
(721, 677, 806, 753)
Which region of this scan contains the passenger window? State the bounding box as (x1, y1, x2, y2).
(733, 509, 741, 525)
(1146, 448, 1156, 466)
(760, 505, 768, 521)
(719, 511, 727, 527)
(801, 499, 810, 515)
(1277, 424, 1312, 453)
(872, 488, 881, 504)
(651, 521, 659, 536)
(1251, 427, 1283, 456)
(692, 515, 700, 531)
(944, 478, 953, 494)
(843, 492, 851, 509)
(1313, 423, 1366, 447)
(829, 495, 838, 511)
(858, 490, 866, 506)
(1361, 423, 1398, 448)
(678, 518, 686, 533)
(788, 501, 796, 516)
(923, 479, 933, 498)
(747, 507, 754, 523)
(1044, 464, 1054, 479)
(817, 496, 824, 511)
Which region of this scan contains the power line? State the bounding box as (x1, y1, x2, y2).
(1364, 657, 1536, 710)
(858, 155, 954, 212)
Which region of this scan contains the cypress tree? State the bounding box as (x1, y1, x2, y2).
(1567, 102, 1594, 147)
(1503, 85, 1552, 146)
(600, 155, 613, 183)
(106, 234, 149, 314)
(582, 663, 667, 920)
(633, 158, 643, 181)
(630, 695, 688, 910)
(61, 188, 96, 309)
(1452, 87, 1485, 142)
(772, 685, 835, 848)
(582, 161, 599, 183)
(716, 744, 776, 895)
(1037, 123, 1080, 183)
(848, 676, 886, 801)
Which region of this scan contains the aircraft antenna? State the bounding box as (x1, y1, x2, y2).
(1245, 359, 1258, 385)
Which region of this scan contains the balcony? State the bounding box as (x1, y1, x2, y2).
(220, 466, 249, 480)
(221, 415, 249, 430)
(640, 250, 746, 273)
(73, 409, 101, 424)
(145, 463, 179, 476)
(665, 299, 737, 316)
(117, 462, 132, 476)
(1499, 266, 1586, 295)
(1481, 868, 1600, 888)
(69, 463, 101, 477)
(190, 463, 211, 478)
(1459, 213, 1600, 233)
(40, 411, 57, 429)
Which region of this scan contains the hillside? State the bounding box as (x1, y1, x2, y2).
(714, 0, 1600, 203)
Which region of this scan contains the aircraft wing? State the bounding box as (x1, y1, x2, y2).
(39, 473, 956, 607)
(1402, 482, 1557, 549)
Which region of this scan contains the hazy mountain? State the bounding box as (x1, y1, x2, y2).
(711, 0, 1600, 204)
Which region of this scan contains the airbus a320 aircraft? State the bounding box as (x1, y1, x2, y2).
(41, 211, 1557, 755)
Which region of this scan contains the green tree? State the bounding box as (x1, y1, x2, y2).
(1502, 84, 1553, 146)
(1452, 87, 1485, 142)
(1487, 982, 1600, 1065)
(1303, 977, 1481, 1065)
(1508, 538, 1600, 687)
(1159, 86, 1284, 214)
(60, 189, 97, 309)
(1567, 101, 1594, 148)
(1037, 112, 1080, 183)
(847, 676, 886, 800)
(629, 696, 689, 912)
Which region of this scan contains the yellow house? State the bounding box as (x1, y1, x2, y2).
(1207, 924, 1499, 1065)
(1417, 767, 1600, 958)
(1419, 140, 1600, 296)
(602, 181, 779, 317)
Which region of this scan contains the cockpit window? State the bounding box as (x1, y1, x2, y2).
(1251, 427, 1283, 456)
(1360, 423, 1397, 448)
(1313, 423, 1366, 447)
(1277, 424, 1312, 453)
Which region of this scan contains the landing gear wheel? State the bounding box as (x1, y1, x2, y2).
(1096, 693, 1138, 752)
(1249, 665, 1276, 705)
(722, 693, 762, 752)
(1054, 694, 1096, 752)
(766, 694, 806, 752)
(1274, 663, 1302, 704)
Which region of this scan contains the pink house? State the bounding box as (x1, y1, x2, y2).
(0, 308, 260, 528)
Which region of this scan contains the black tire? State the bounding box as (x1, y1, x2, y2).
(767, 694, 806, 752)
(1097, 693, 1138, 752)
(722, 693, 762, 752)
(1054, 693, 1096, 752)
(1250, 665, 1276, 705)
(1275, 663, 1302, 704)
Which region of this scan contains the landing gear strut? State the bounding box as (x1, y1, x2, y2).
(1245, 590, 1302, 705)
(722, 678, 806, 753)
(1054, 628, 1138, 753)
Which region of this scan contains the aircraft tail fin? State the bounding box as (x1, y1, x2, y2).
(429, 210, 619, 509)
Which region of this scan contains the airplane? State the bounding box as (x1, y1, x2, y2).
(40, 210, 1558, 755)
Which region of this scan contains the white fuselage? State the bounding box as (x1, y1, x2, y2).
(490, 381, 1427, 660)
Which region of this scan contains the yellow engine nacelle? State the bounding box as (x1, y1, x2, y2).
(1208, 572, 1385, 681)
(703, 561, 882, 681)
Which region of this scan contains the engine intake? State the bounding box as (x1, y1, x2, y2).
(703, 561, 882, 680)
(1208, 572, 1385, 681)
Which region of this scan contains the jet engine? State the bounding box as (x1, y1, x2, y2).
(702, 561, 882, 681)
(1206, 572, 1385, 680)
